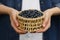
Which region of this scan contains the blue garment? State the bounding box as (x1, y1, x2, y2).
(43, 16, 60, 40)
(0, 0, 60, 40)
(40, 0, 60, 40)
(0, 0, 22, 40)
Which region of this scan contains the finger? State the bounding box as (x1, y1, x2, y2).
(11, 14, 19, 27)
(43, 15, 49, 27)
(10, 17, 27, 34)
(11, 21, 27, 34)
(36, 18, 51, 33)
(42, 18, 51, 32)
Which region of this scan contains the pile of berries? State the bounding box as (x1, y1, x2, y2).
(19, 10, 43, 18)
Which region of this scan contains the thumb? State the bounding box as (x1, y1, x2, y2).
(43, 16, 49, 27)
(12, 14, 18, 27)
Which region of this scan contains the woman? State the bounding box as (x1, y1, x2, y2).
(0, 0, 60, 40)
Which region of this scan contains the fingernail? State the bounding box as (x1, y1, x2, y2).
(16, 23, 18, 26)
(43, 24, 45, 27)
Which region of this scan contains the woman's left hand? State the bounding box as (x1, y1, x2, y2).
(36, 8, 54, 33)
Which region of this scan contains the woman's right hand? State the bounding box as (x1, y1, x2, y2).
(9, 8, 28, 34)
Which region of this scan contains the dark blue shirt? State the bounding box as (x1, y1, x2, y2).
(0, 0, 60, 40)
(0, 0, 22, 40)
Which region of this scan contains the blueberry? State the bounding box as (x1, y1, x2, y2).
(19, 10, 43, 18)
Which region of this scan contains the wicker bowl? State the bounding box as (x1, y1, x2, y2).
(17, 10, 44, 32)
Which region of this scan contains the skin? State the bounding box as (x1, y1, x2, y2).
(36, 7, 60, 33)
(0, 4, 27, 34)
(1, 4, 60, 34)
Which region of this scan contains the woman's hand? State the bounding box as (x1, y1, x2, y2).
(9, 9, 27, 34)
(36, 8, 55, 33)
(0, 4, 27, 34)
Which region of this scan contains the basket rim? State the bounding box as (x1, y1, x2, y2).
(17, 10, 45, 20)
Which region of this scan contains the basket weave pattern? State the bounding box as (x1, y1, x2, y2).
(17, 10, 44, 32)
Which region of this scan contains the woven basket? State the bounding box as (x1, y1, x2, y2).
(17, 10, 44, 32)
